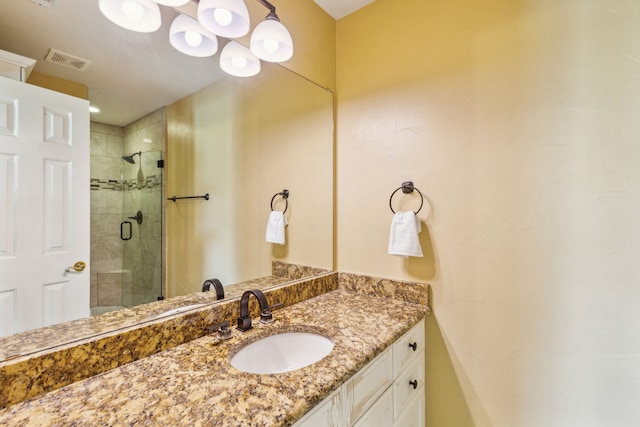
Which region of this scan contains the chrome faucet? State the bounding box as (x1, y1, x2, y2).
(237, 289, 277, 331)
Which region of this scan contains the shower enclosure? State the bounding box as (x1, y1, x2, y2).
(120, 149, 164, 307)
(90, 144, 164, 316)
(89, 112, 166, 316)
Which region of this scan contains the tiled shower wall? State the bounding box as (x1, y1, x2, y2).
(89, 108, 166, 310)
(89, 122, 126, 308)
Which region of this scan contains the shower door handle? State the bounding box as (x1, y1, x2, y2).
(121, 221, 132, 240)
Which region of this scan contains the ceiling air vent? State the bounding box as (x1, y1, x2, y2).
(44, 49, 91, 72)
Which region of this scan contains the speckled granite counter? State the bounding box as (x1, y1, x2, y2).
(0, 262, 329, 362)
(0, 272, 337, 409)
(0, 288, 429, 426)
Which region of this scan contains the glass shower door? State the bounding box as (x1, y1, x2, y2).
(121, 149, 164, 307)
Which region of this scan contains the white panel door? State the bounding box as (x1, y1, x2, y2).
(0, 75, 90, 336)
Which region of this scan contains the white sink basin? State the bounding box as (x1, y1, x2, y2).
(230, 332, 334, 374)
(148, 303, 206, 319)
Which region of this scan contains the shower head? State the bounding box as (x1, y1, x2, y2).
(122, 151, 142, 164)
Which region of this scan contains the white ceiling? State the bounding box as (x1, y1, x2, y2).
(0, 0, 370, 126)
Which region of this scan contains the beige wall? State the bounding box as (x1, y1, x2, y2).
(27, 71, 88, 100)
(166, 62, 334, 297)
(337, 0, 640, 425)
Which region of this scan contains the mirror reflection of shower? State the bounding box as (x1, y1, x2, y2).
(122, 151, 140, 164)
(89, 111, 165, 317)
(121, 148, 165, 309)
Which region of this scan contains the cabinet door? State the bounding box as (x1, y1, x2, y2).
(294, 388, 343, 427)
(353, 386, 393, 427)
(344, 348, 393, 425)
(394, 383, 425, 427)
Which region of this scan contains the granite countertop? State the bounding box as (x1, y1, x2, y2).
(0, 289, 428, 426)
(0, 261, 329, 362)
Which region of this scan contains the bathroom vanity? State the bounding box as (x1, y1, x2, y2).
(295, 319, 425, 426)
(0, 274, 429, 426)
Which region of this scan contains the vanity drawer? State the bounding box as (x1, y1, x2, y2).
(345, 347, 393, 425)
(393, 319, 425, 376)
(393, 349, 424, 419)
(352, 386, 394, 427)
(394, 380, 425, 427)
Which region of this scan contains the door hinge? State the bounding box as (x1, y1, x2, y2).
(157, 159, 164, 168)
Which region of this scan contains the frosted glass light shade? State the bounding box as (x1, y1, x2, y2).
(250, 19, 293, 63)
(198, 0, 250, 38)
(98, 0, 161, 33)
(220, 41, 261, 77)
(153, 0, 189, 5)
(169, 14, 219, 57)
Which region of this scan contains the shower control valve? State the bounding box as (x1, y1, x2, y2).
(128, 210, 143, 225)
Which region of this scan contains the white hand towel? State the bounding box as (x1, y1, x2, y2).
(388, 211, 423, 257)
(265, 211, 287, 245)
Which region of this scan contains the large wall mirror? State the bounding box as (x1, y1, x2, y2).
(166, 63, 334, 297)
(0, 0, 333, 360)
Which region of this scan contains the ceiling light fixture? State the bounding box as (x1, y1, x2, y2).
(169, 14, 219, 57)
(250, 0, 292, 62)
(220, 40, 261, 77)
(98, 0, 293, 77)
(98, 0, 161, 33)
(153, 0, 189, 5)
(197, 0, 250, 39)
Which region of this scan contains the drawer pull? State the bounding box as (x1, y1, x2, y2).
(408, 342, 417, 351)
(409, 379, 418, 389)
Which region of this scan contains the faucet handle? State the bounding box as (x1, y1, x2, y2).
(260, 302, 283, 324)
(207, 321, 232, 340)
(260, 309, 274, 324)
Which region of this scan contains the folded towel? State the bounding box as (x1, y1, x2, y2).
(265, 211, 288, 245)
(388, 211, 423, 257)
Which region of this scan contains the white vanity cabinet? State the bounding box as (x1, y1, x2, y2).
(295, 387, 344, 427)
(295, 319, 425, 427)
